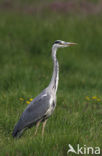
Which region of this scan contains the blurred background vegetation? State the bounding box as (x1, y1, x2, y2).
(0, 0, 102, 156)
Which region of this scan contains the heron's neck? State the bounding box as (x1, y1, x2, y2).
(49, 46, 59, 93)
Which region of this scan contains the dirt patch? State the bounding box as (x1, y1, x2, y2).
(49, 1, 102, 15)
(0, 0, 102, 15)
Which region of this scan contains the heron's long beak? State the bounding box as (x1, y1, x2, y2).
(66, 42, 77, 46)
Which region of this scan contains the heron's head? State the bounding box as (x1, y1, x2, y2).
(53, 40, 77, 49)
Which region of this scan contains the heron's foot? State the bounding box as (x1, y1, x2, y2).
(42, 120, 47, 137)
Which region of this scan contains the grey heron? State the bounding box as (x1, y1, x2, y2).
(12, 40, 77, 138)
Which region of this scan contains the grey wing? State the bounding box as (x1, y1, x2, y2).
(14, 93, 50, 131)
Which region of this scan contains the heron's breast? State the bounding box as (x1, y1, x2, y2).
(45, 97, 56, 117)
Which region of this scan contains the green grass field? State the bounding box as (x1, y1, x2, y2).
(0, 6, 102, 156)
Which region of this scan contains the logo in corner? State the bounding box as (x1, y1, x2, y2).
(67, 144, 100, 155)
(67, 144, 76, 154)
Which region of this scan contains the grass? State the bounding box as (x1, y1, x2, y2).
(0, 12, 102, 155)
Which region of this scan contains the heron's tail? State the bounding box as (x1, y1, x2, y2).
(12, 125, 21, 138)
(12, 119, 24, 138)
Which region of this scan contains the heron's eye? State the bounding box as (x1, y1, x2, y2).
(54, 41, 61, 44)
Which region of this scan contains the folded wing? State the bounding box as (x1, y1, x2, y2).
(12, 93, 50, 137)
